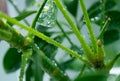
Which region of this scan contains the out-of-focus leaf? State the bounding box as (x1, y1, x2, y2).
(25, 0, 36, 7)
(37, 0, 57, 27)
(106, 11, 120, 29)
(26, 59, 44, 81)
(105, 0, 116, 10)
(116, 75, 120, 81)
(103, 11, 120, 45)
(3, 48, 22, 73)
(62, 0, 78, 17)
(14, 10, 36, 21)
(80, 0, 116, 24)
(32, 54, 44, 81)
(103, 29, 120, 45)
(26, 61, 33, 81)
(75, 73, 108, 81)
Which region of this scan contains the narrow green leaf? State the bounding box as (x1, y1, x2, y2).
(14, 11, 36, 21)
(25, 0, 36, 7)
(26, 61, 33, 81)
(32, 54, 44, 81)
(75, 73, 108, 81)
(3, 48, 22, 73)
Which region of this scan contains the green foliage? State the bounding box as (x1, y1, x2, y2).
(62, 0, 78, 17)
(1, 0, 120, 81)
(14, 11, 36, 21)
(75, 73, 108, 81)
(3, 48, 22, 73)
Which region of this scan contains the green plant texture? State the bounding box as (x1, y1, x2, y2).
(1, 0, 120, 81)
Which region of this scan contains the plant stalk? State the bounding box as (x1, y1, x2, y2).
(98, 17, 111, 39)
(0, 12, 90, 66)
(54, 0, 94, 61)
(79, 0, 97, 53)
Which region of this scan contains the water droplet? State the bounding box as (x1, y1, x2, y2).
(17, 49, 22, 53)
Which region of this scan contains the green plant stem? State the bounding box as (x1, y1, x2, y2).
(8, 0, 30, 26)
(30, 0, 47, 28)
(19, 49, 32, 81)
(79, 0, 97, 53)
(54, 0, 94, 61)
(56, 20, 73, 46)
(28, 0, 48, 38)
(32, 44, 71, 81)
(98, 17, 111, 39)
(101, 0, 105, 27)
(74, 64, 86, 81)
(79, 64, 86, 76)
(0, 12, 90, 66)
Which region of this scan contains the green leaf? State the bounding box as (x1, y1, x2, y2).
(32, 54, 44, 81)
(25, 0, 36, 7)
(103, 29, 120, 45)
(116, 75, 120, 81)
(106, 11, 120, 29)
(3, 48, 22, 73)
(14, 10, 36, 21)
(62, 0, 78, 17)
(26, 61, 33, 81)
(105, 0, 116, 10)
(75, 73, 108, 81)
(37, 0, 57, 27)
(103, 11, 120, 45)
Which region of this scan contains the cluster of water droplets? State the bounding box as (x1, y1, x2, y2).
(37, 0, 57, 27)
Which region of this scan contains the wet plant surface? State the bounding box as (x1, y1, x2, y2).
(1, 0, 120, 81)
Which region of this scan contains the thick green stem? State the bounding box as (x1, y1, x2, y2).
(0, 12, 90, 66)
(54, 0, 94, 61)
(19, 49, 32, 81)
(79, 0, 97, 53)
